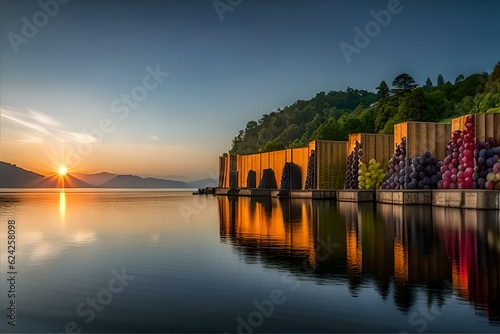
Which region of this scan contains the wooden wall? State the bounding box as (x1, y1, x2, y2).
(393, 121, 451, 160)
(348, 133, 394, 165)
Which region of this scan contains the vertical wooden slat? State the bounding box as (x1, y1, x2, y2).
(475, 114, 485, 142)
(451, 113, 499, 143)
(427, 123, 436, 158)
(314, 140, 347, 189)
(394, 121, 450, 160)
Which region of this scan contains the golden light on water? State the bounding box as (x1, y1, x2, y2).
(59, 191, 66, 220)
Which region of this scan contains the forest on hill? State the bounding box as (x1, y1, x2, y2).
(229, 62, 500, 155)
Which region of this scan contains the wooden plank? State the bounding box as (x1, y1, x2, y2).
(237, 155, 243, 188)
(452, 114, 500, 142)
(475, 113, 485, 142)
(315, 140, 347, 190)
(219, 156, 226, 188)
(477, 113, 496, 142)
(225, 156, 231, 188)
(409, 122, 420, 158)
(393, 122, 407, 150)
(394, 121, 450, 160)
(436, 123, 450, 160)
(451, 115, 467, 133)
(271, 150, 287, 187)
(427, 123, 436, 158)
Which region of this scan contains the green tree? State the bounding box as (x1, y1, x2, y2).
(425, 77, 433, 87)
(376, 80, 390, 99)
(260, 139, 285, 153)
(392, 73, 417, 94)
(426, 90, 452, 120)
(455, 74, 464, 84)
(437, 74, 445, 86)
(375, 103, 398, 132)
(397, 88, 430, 121)
(472, 62, 500, 113)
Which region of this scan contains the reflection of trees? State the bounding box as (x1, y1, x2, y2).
(218, 196, 500, 322)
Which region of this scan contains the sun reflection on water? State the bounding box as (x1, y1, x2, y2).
(59, 190, 66, 221)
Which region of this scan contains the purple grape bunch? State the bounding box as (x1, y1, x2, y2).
(381, 137, 409, 190)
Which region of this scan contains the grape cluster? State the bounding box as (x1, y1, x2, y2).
(381, 137, 408, 189)
(344, 141, 362, 189)
(279, 162, 302, 190)
(358, 159, 385, 189)
(405, 152, 442, 189)
(438, 115, 475, 189)
(304, 150, 315, 189)
(475, 138, 500, 190)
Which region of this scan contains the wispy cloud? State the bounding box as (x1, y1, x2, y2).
(149, 135, 160, 141)
(1, 106, 96, 144)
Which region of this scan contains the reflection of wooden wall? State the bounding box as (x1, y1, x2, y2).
(217, 197, 314, 260)
(394, 121, 451, 160)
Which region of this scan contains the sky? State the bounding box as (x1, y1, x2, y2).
(1, 0, 499, 180)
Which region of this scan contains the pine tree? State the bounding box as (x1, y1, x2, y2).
(437, 74, 445, 86)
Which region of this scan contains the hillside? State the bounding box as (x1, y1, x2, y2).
(229, 62, 500, 154)
(100, 175, 189, 188)
(28, 174, 92, 188)
(73, 172, 117, 186)
(0, 162, 43, 187)
(0, 162, 193, 188)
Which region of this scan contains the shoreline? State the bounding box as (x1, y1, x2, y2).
(215, 188, 500, 210)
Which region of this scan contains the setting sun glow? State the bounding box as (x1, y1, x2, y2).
(58, 166, 68, 176)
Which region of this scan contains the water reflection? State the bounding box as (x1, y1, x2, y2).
(59, 190, 66, 221)
(433, 208, 500, 323)
(218, 196, 500, 324)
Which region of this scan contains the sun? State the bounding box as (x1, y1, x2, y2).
(58, 166, 68, 176)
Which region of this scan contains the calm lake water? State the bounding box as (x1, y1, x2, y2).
(0, 189, 499, 333)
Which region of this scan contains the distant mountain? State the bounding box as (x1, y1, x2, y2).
(100, 175, 190, 188)
(0, 162, 43, 187)
(28, 174, 92, 188)
(1, 161, 194, 189)
(187, 178, 218, 188)
(73, 172, 117, 186)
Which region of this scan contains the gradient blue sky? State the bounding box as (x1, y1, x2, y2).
(1, 0, 499, 180)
